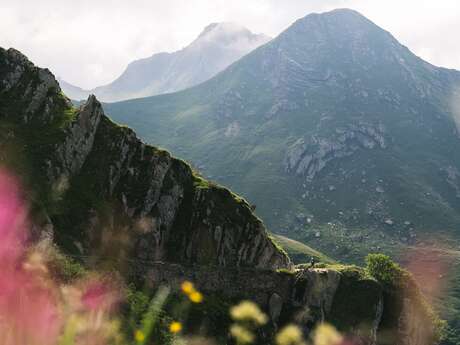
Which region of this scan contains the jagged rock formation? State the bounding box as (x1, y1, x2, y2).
(144, 264, 383, 340)
(143, 262, 439, 345)
(60, 22, 270, 102)
(0, 47, 288, 270)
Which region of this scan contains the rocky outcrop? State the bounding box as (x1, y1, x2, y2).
(142, 263, 383, 342)
(55, 111, 290, 270)
(285, 123, 386, 181)
(50, 95, 103, 182)
(442, 166, 460, 198)
(292, 268, 342, 320)
(0, 48, 71, 124)
(139, 261, 439, 345)
(0, 46, 290, 271)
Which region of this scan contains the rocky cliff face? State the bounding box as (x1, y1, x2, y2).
(143, 264, 383, 340)
(142, 262, 439, 345)
(0, 46, 289, 270)
(285, 122, 386, 181)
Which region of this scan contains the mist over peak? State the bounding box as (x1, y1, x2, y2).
(59, 22, 269, 102)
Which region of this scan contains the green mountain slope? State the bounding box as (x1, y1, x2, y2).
(105, 9, 460, 341)
(271, 234, 335, 264)
(107, 8, 460, 241)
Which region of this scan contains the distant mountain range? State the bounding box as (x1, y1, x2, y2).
(59, 22, 270, 102)
(105, 9, 460, 340)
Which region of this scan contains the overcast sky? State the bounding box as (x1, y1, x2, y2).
(1, 0, 459, 89)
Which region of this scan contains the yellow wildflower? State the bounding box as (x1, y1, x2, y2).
(276, 324, 304, 345)
(313, 323, 342, 345)
(181, 281, 195, 295)
(169, 321, 183, 333)
(230, 301, 268, 326)
(134, 330, 145, 343)
(189, 291, 203, 303)
(230, 324, 254, 344)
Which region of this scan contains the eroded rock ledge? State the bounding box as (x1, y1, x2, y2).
(0, 47, 290, 270)
(285, 123, 386, 181)
(140, 262, 436, 345)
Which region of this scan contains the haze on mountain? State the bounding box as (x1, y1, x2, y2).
(59, 22, 270, 102)
(105, 8, 460, 338)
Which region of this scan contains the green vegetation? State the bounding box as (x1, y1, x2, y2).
(365, 254, 447, 344)
(267, 234, 289, 258)
(58, 106, 78, 128)
(48, 250, 86, 283)
(365, 253, 404, 286)
(272, 234, 335, 264)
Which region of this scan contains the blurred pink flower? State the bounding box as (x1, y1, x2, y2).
(0, 169, 61, 345)
(0, 170, 27, 265)
(82, 279, 119, 313)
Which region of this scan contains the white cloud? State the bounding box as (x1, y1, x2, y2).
(1, 0, 459, 88)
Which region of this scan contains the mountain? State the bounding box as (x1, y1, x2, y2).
(0, 46, 288, 270)
(104, 8, 460, 340)
(59, 22, 270, 102)
(106, 8, 460, 257)
(0, 47, 441, 345)
(57, 77, 89, 100)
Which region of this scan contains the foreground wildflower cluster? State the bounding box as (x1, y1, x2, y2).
(161, 281, 205, 337)
(228, 300, 344, 345)
(181, 280, 203, 303)
(0, 170, 120, 345)
(229, 301, 268, 344)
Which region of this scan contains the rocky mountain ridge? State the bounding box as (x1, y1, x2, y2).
(0, 47, 288, 270)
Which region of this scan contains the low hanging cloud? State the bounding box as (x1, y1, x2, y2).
(1, 0, 459, 89)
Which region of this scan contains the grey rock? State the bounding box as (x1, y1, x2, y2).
(0, 46, 291, 272)
(269, 293, 283, 326)
(285, 122, 386, 182)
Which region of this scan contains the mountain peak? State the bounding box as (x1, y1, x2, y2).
(287, 7, 381, 36)
(299, 8, 371, 23)
(198, 22, 249, 37)
(194, 21, 270, 46)
(322, 8, 366, 17)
